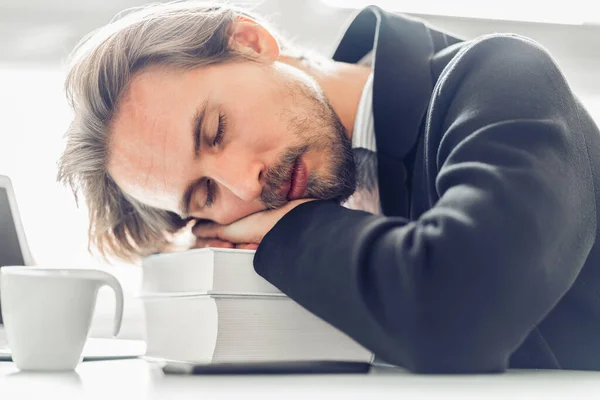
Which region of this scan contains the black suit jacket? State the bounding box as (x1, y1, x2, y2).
(254, 6, 600, 373)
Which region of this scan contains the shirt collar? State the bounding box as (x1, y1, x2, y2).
(332, 6, 436, 162)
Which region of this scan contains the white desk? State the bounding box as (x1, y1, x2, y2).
(2, 288, 599, 400)
(1, 359, 599, 400)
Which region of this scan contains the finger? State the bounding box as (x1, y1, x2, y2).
(193, 238, 235, 249)
(235, 243, 259, 250)
(192, 221, 222, 239)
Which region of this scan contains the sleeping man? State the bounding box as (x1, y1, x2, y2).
(58, 2, 600, 372)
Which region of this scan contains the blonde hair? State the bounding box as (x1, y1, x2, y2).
(57, 1, 295, 262)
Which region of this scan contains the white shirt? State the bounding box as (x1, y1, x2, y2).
(352, 72, 377, 152)
(342, 52, 382, 215)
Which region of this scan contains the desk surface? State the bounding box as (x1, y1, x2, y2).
(1, 359, 599, 400)
(1, 294, 599, 400)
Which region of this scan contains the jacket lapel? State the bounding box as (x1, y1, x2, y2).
(332, 6, 455, 217)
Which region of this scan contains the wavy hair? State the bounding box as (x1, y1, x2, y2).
(57, 1, 298, 262)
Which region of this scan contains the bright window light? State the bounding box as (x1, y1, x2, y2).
(320, 0, 600, 25)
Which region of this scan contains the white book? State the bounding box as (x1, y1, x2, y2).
(141, 248, 280, 295)
(142, 294, 373, 365)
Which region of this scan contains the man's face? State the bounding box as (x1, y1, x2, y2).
(108, 60, 356, 225)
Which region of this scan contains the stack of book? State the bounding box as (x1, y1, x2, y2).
(140, 248, 373, 365)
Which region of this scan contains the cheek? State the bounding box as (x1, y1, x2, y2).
(232, 96, 290, 144)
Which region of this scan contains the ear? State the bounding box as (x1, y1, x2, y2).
(229, 17, 280, 61)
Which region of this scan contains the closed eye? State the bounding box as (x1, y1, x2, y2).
(204, 112, 227, 208)
(213, 112, 227, 147)
(205, 178, 215, 207)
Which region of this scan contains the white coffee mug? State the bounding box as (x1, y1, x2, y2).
(0, 267, 123, 371)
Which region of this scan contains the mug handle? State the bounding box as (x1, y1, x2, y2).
(88, 270, 124, 337)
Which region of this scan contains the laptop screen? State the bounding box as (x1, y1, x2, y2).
(0, 186, 27, 324)
(0, 187, 25, 267)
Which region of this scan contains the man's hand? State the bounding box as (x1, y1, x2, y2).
(192, 198, 317, 250)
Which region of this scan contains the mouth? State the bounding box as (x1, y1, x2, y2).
(286, 156, 308, 201)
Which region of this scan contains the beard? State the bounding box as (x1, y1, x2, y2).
(260, 81, 357, 210)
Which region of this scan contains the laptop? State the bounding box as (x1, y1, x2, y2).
(0, 175, 34, 327)
(0, 174, 145, 361)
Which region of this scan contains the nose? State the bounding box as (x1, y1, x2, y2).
(211, 158, 265, 203)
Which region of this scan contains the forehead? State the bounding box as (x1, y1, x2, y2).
(107, 67, 204, 212)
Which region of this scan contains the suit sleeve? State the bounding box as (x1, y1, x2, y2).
(253, 35, 597, 373)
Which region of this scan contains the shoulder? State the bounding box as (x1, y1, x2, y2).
(426, 34, 582, 168)
(429, 33, 574, 127)
(434, 33, 567, 96)
(460, 33, 554, 59)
